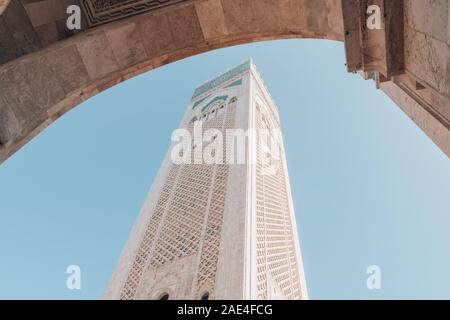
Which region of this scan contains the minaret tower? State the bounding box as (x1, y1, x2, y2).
(104, 60, 308, 300)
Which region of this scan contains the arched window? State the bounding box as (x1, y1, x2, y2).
(201, 292, 209, 300)
(159, 293, 170, 300)
(189, 116, 198, 125)
(216, 104, 225, 117)
(229, 97, 238, 104)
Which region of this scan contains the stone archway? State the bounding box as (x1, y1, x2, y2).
(0, 0, 449, 163)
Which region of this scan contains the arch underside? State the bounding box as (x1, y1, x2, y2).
(0, 0, 449, 162)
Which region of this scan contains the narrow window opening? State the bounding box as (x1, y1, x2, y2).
(159, 293, 169, 300)
(201, 292, 209, 300)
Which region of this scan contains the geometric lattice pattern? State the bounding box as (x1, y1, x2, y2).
(80, 0, 186, 26)
(147, 162, 214, 269)
(120, 96, 236, 300)
(254, 102, 302, 300)
(195, 100, 236, 298)
(120, 165, 180, 300)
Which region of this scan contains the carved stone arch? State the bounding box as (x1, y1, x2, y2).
(189, 116, 198, 124)
(254, 94, 279, 131)
(142, 270, 182, 300)
(151, 287, 175, 300)
(196, 282, 214, 300)
(203, 100, 225, 114)
(0, 0, 449, 163)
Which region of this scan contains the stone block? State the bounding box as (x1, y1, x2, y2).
(105, 22, 147, 68)
(0, 0, 41, 64)
(0, 53, 65, 139)
(404, 0, 448, 44)
(341, 0, 363, 71)
(278, 0, 308, 32)
(46, 44, 90, 95)
(404, 25, 447, 93)
(0, 96, 19, 146)
(76, 31, 120, 80)
(195, 0, 229, 40)
(166, 3, 204, 49)
(137, 12, 177, 58)
(22, 0, 66, 27)
(221, 0, 255, 35)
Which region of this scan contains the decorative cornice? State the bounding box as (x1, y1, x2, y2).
(80, 0, 186, 27)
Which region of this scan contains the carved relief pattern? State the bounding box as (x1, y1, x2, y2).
(120, 166, 180, 300)
(147, 163, 214, 270)
(195, 100, 236, 298)
(254, 100, 302, 300)
(80, 0, 186, 26)
(120, 96, 235, 300)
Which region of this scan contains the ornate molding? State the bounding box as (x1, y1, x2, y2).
(80, 0, 186, 27)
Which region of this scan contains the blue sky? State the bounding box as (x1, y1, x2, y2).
(0, 39, 449, 300)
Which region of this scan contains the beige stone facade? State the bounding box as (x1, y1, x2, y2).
(104, 60, 308, 300)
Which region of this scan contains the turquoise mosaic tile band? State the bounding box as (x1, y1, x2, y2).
(225, 79, 243, 89)
(192, 95, 210, 110)
(192, 60, 251, 99)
